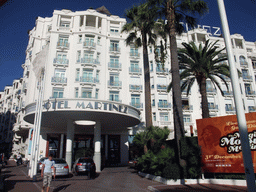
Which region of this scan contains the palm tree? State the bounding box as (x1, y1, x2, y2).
(151, 0, 208, 167)
(122, 2, 159, 127)
(168, 40, 230, 118)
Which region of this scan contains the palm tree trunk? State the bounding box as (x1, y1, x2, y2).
(167, 0, 185, 169)
(142, 33, 153, 127)
(199, 77, 210, 118)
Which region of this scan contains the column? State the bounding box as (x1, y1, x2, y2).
(59, 134, 64, 158)
(105, 135, 108, 163)
(94, 122, 101, 172)
(66, 120, 74, 172)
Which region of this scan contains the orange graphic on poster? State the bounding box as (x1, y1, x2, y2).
(196, 112, 256, 173)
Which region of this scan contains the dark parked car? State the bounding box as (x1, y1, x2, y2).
(128, 158, 138, 168)
(72, 157, 96, 178)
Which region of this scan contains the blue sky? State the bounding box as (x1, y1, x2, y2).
(0, 0, 255, 91)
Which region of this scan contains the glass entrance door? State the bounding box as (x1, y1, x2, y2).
(108, 135, 120, 165)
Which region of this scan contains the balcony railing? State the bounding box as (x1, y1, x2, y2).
(129, 67, 142, 74)
(157, 84, 167, 91)
(83, 41, 96, 49)
(80, 77, 96, 83)
(108, 63, 122, 70)
(223, 91, 233, 96)
(182, 105, 193, 111)
(130, 102, 143, 109)
(209, 105, 218, 111)
(242, 75, 253, 81)
(130, 52, 140, 57)
(51, 77, 67, 84)
(129, 85, 142, 91)
(158, 102, 172, 109)
(109, 47, 121, 53)
(53, 58, 69, 66)
(246, 91, 256, 97)
(108, 80, 122, 88)
(226, 106, 236, 112)
(79, 58, 99, 66)
(156, 67, 169, 74)
(56, 42, 69, 49)
(240, 61, 248, 67)
(206, 88, 217, 94)
(249, 106, 256, 112)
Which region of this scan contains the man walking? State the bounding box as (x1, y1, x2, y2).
(41, 154, 56, 192)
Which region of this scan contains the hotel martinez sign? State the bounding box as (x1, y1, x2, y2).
(24, 98, 141, 128)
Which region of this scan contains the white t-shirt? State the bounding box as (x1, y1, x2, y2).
(43, 159, 55, 173)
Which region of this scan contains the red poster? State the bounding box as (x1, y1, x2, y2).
(196, 112, 256, 173)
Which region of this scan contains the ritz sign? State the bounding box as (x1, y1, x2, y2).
(43, 100, 128, 114)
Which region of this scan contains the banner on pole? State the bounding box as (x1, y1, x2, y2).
(196, 112, 256, 173)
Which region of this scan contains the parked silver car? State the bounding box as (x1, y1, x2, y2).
(37, 157, 69, 176)
(72, 157, 96, 178)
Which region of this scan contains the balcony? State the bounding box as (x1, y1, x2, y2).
(56, 42, 69, 49)
(249, 106, 256, 112)
(79, 58, 99, 66)
(182, 105, 193, 112)
(130, 102, 143, 109)
(109, 47, 121, 53)
(108, 81, 122, 89)
(51, 77, 67, 85)
(83, 41, 96, 49)
(226, 106, 236, 113)
(223, 91, 233, 97)
(129, 85, 143, 92)
(242, 75, 253, 81)
(206, 88, 217, 95)
(209, 105, 218, 112)
(156, 67, 169, 74)
(53, 58, 69, 67)
(246, 91, 256, 97)
(157, 84, 167, 92)
(130, 52, 140, 58)
(129, 67, 142, 75)
(80, 77, 96, 85)
(158, 102, 172, 109)
(108, 63, 122, 70)
(240, 61, 248, 68)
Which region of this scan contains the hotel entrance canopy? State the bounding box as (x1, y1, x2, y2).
(23, 98, 141, 130)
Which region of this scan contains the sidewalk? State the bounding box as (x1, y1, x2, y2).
(148, 184, 248, 192)
(2, 160, 42, 192)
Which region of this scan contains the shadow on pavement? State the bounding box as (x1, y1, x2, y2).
(53, 184, 71, 192)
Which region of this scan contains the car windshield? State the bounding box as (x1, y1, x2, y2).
(78, 158, 94, 163)
(53, 159, 67, 164)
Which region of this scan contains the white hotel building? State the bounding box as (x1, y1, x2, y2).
(7, 7, 256, 171)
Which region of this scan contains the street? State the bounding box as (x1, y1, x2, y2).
(2, 162, 159, 192)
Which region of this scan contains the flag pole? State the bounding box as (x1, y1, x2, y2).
(217, 0, 256, 191)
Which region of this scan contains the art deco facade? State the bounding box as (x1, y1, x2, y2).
(0, 7, 255, 169)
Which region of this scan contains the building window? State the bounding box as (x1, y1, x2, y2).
(131, 94, 140, 108)
(54, 69, 66, 78)
(97, 37, 101, 45)
(78, 35, 82, 43)
(150, 61, 153, 72)
(109, 91, 119, 101)
(183, 115, 191, 123)
(52, 88, 64, 98)
(239, 55, 247, 66)
(95, 89, 99, 99)
(81, 88, 92, 98)
(110, 56, 119, 68)
(57, 36, 69, 47)
(160, 112, 168, 121)
(110, 27, 119, 35)
(153, 112, 156, 121)
(83, 51, 94, 63)
(77, 50, 81, 62)
(75, 69, 80, 82)
(60, 21, 70, 28)
(96, 70, 100, 83)
(75, 87, 79, 98)
(130, 61, 139, 72)
(96, 53, 100, 64)
(252, 60, 256, 70)
(82, 69, 93, 82)
(130, 46, 139, 57)
(85, 35, 95, 46)
(109, 73, 119, 86)
(110, 40, 119, 52)
(56, 52, 67, 61)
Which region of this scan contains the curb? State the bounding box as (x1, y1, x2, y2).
(147, 186, 161, 192)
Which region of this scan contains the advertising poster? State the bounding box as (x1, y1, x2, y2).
(196, 112, 256, 173)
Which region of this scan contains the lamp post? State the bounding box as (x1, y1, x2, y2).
(217, 0, 256, 191)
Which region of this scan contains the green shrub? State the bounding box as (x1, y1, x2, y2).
(162, 163, 181, 181)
